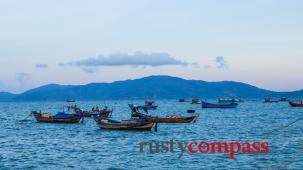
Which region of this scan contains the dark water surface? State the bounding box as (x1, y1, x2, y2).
(0, 100, 302, 169)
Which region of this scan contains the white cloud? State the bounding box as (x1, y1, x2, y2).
(61, 51, 190, 67)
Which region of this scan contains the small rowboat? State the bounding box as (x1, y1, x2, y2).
(202, 101, 238, 108)
(289, 101, 303, 107)
(94, 117, 154, 130)
(32, 111, 81, 123)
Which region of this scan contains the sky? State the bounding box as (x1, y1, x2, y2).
(0, 0, 303, 93)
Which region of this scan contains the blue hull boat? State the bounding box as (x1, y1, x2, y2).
(202, 101, 238, 108)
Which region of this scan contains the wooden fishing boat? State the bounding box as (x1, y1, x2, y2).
(289, 101, 303, 107)
(94, 117, 154, 130)
(32, 111, 81, 123)
(155, 115, 197, 123)
(202, 101, 238, 108)
(129, 105, 198, 123)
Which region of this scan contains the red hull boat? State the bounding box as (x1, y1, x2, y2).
(289, 101, 303, 107)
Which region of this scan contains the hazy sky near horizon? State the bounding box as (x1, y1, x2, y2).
(1, 0, 303, 93)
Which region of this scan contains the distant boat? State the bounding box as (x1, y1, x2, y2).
(66, 99, 76, 102)
(94, 117, 154, 130)
(32, 111, 81, 123)
(202, 101, 238, 108)
(264, 98, 279, 103)
(179, 99, 186, 102)
(289, 101, 303, 107)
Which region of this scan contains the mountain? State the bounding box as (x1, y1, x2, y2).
(0, 92, 17, 101)
(1, 75, 302, 101)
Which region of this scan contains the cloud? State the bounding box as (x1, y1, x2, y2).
(216, 56, 228, 69)
(35, 64, 48, 68)
(61, 52, 190, 68)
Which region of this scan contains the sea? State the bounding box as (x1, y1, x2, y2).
(0, 100, 302, 170)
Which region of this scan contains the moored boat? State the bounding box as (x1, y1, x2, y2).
(129, 104, 198, 123)
(202, 101, 238, 108)
(94, 117, 154, 130)
(289, 101, 303, 107)
(32, 111, 81, 123)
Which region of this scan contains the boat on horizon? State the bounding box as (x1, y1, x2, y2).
(202, 101, 238, 108)
(264, 98, 279, 103)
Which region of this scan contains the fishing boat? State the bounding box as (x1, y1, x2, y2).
(289, 101, 303, 107)
(202, 101, 238, 108)
(94, 117, 154, 130)
(32, 111, 81, 123)
(144, 100, 158, 110)
(129, 104, 198, 123)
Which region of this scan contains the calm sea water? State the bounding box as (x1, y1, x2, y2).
(0, 100, 302, 170)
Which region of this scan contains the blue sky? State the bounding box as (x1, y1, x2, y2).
(0, 0, 303, 93)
